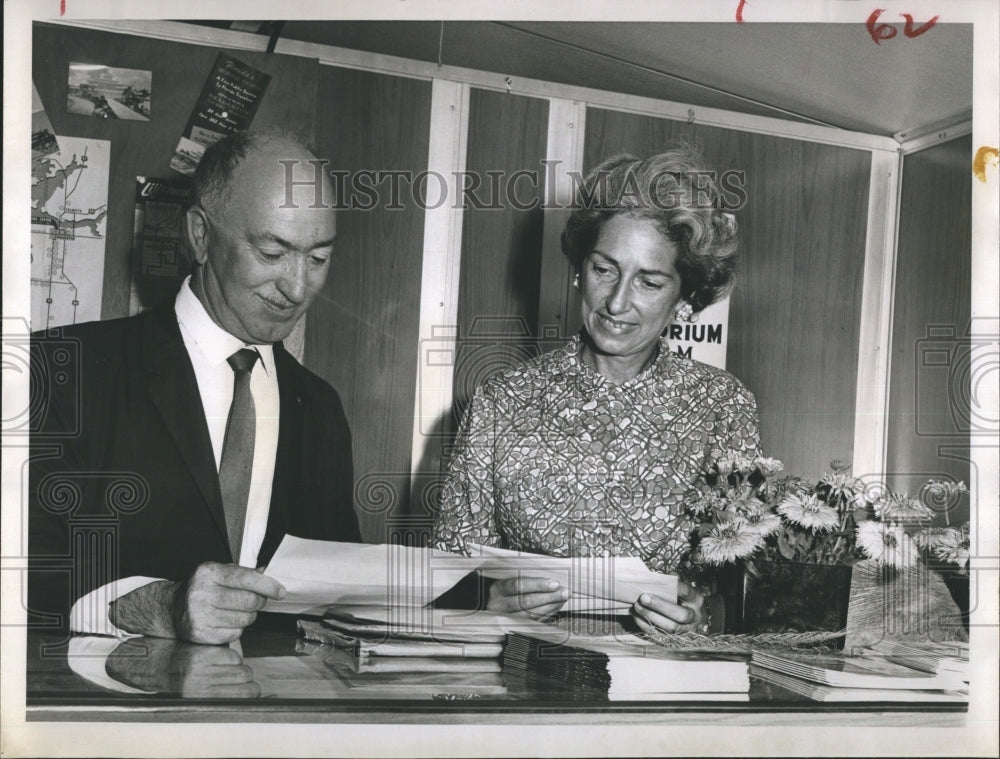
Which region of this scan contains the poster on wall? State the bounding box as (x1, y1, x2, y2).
(169, 52, 271, 175)
(129, 176, 195, 315)
(669, 296, 729, 370)
(30, 135, 111, 330)
(66, 62, 152, 121)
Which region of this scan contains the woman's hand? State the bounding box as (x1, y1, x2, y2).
(630, 580, 707, 635)
(486, 576, 570, 619)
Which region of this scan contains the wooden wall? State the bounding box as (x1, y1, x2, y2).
(32, 23, 319, 321)
(32, 21, 970, 541)
(453, 89, 550, 421)
(307, 67, 432, 543)
(575, 108, 872, 479)
(886, 136, 972, 525)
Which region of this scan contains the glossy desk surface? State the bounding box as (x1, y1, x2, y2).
(25, 618, 968, 726)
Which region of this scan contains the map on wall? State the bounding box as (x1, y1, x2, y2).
(30, 135, 111, 330)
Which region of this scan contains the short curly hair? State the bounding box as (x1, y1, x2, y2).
(560, 146, 739, 313)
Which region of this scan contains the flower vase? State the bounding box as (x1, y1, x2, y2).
(941, 572, 970, 632)
(740, 560, 852, 640)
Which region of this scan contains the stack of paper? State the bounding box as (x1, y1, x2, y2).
(750, 650, 969, 702)
(867, 640, 969, 680)
(298, 619, 504, 659)
(749, 666, 968, 703)
(294, 605, 515, 700)
(502, 629, 749, 700)
(292, 640, 508, 699)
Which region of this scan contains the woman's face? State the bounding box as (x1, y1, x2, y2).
(579, 214, 683, 366)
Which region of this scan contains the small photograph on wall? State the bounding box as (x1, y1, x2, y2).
(66, 62, 152, 121)
(31, 82, 59, 159)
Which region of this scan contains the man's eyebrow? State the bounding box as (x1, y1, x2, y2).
(251, 231, 337, 250)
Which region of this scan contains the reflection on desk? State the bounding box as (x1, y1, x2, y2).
(25, 616, 969, 725)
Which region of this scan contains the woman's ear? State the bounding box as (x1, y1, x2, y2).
(186, 206, 210, 265)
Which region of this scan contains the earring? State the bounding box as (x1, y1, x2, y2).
(572, 273, 580, 290)
(675, 301, 694, 322)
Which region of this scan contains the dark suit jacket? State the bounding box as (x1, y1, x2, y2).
(28, 301, 361, 630)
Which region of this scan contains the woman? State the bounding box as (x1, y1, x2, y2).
(434, 147, 761, 635)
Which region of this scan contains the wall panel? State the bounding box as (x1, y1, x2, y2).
(308, 66, 432, 542)
(886, 136, 972, 525)
(452, 89, 550, 423)
(575, 108, 872, 479)
(32, 23, 319, 321)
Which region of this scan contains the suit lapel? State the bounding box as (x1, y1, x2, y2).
(140, 303, 230, 550)
(259, 344, 305, 564)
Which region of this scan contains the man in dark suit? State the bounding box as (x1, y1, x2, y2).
(30, 130, 360, 644)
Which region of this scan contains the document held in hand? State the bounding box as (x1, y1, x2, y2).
(262, 535, 678, 614)
(262, 536, 482, 613)
(468, 543, 678, 613)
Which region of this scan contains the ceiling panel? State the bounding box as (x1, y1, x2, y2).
(198, 20, 973, 138)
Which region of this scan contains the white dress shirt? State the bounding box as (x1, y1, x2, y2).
(69, 277, 281, 635)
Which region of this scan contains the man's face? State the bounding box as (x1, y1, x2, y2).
(192, 141, 336, 344)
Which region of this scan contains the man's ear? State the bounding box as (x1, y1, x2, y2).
(186, 206, 210, 265)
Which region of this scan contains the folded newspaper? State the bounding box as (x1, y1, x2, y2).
(262, 535, 677, 614)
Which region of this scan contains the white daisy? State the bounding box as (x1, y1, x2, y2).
(855, 521, 918, 568)
(921, 480, 969, 518)
(917, 524, 970, 568)
(820, 471, 865, 510)
(736, 500, 782, 537)
(932, 527, 970, 568)
(924, 479, 969, 500)
(753, 457, 784, 477)
(776, 493, 839, 531)
(697, 519, 763, 564)
(874, 492, 934, 522)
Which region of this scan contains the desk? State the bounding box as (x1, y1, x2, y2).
(25, 619, 968, 727)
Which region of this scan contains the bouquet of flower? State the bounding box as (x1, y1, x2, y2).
(683, 456, 969, 577)
(912, 480, 972, 575)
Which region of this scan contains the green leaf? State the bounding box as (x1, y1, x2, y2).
(777, 528, 797, 560)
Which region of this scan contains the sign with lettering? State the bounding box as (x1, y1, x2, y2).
(169, 53, 271, 176)
(668, 296, 729, 370)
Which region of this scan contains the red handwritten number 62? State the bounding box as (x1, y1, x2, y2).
(867, 9, 940, 44)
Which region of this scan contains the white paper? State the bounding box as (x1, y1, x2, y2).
(262, 536, 481, 613)
(469, 543, 678, 609)
(263, 536, 677, 615)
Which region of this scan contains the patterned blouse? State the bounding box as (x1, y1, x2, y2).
(433, 335, 761, 574)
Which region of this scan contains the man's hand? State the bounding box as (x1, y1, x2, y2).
(171, 562, 286, 644)
(110, 562, 285, 644)
(106, 637, 260, 698)
(486, 576, 569, 619)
